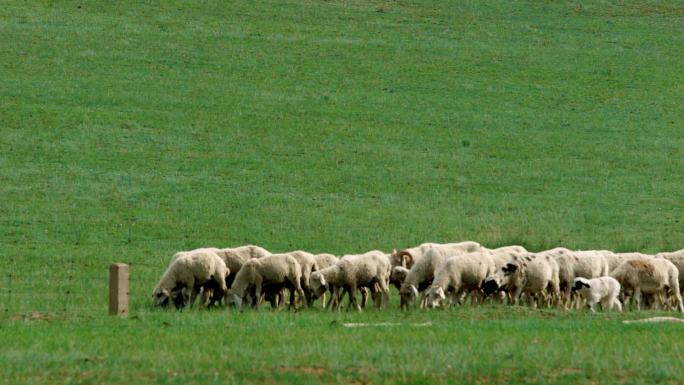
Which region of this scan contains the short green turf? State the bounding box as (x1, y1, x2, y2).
(1, 1, 683, 384)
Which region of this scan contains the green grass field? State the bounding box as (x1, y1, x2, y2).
(1, 1, 683, 384)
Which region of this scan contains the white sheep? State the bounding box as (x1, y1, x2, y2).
(656, 250, 684, 301)
(553, 250, 610, 308)
(309, 250, 391, 311)
(390, 241, 482, 269)
(311, 253, 339, 307)
(425, 252, 495, 308)
(390, 266, 410, 290)
(226, 254, 304, 310)
(215, 245, 271, 284)
(610, 258, 684, 312)
(482, 253, 561, 308)
(571, 276, 622, 312)
(398, 247, 448, 310)
(153, 250, 229, 309)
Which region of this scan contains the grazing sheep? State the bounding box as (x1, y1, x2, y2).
(278, 251, 318, 307)
(227, 254, 304, 310)
(390, 266, 410, 290)
(481, 246, 529, 302)
(390, 241, 482, 269)
(425, 252, 495, 308)
(310, 253, 339, 307)
(214, 245, 271, 285)
(153, 250, 229, 309)
(398, 246, 487, 309)
(399, 247, 448, 310)
(610, 258, 684, 312)
(482, 253, 561, 308)
(310, 250, 391, 311)
(571, 276, 622, 312)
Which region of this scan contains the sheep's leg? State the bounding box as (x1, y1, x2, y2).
(511, 286, 523, 306)
(325, 287, 338, 310)
(613, 298, 623, 312)
(185, 277, 196, 309)
(377, 280, 391, 308)
(633, 287, 642, 311)
(360, 287, 369, 309)
(347, 285, 361, 312)
(252, 276, 263, 310)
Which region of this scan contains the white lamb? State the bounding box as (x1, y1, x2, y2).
(153, 249, 229, 309)
(571, 277, 622, 312)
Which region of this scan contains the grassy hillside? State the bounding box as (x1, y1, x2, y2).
(1, 0, 683, 383)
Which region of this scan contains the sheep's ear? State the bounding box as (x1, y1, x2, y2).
(503, 263, 518, 273)
(583, 282, 591, 288)
(319, 275, 327, 287)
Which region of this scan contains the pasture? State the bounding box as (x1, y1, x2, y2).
(1, 0, 683, 384)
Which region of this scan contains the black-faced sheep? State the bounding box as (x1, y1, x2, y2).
(482, 253, 561, 308)
(571, 276, 622, 312)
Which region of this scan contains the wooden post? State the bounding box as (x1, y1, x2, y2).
(109, 263, 129, 316)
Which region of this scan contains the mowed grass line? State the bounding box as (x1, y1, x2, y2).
(1, 1, 683, 384)
(2, 307, 684, 385)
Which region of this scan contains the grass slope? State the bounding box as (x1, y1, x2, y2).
(1, 0, 683, 384)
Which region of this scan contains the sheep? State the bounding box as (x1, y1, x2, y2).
(425, 252, 495, 308)
(480, 246, 528, 303)
(279, 251, 318, 307)
(390, 241, 482, 269)
(398, 245, 487, 309)
(398, 247, 448, 310)
(571, 277, 622, 312)
(572, 275, 622, 311)
(226, 254, 304, 310)
(390, 266, 410, 290)
(214, 245, 271, 286)
(610, 258, 684, 312)
(655, 250, 684, 300)
(482, 253, 561, 308)
(309, 250, 391, 311)
(153, 250, 229, 309)
(553, 250, 610, 308)
(308, 253, 339, 307)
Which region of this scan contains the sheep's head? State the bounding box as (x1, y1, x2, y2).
(309, 272, 327, 299)
(572, 278, 590, 292)
(390, 266, 410, 290)
(399, 284, 419, 310)
(482, 276, 501, 295)
(152, 288, 171, 308)
(224, 291, 243, 309)
(426, 286, 447, 308)
(390, 249, 414, 268)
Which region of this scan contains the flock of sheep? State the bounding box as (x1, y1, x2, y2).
(151, 242, 684, 313)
